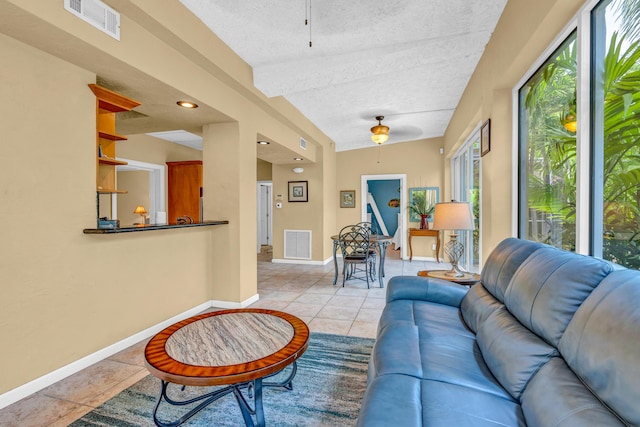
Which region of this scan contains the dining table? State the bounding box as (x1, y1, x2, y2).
(330, 233, 393, 288)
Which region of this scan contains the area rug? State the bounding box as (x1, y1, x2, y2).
(70, 332, 375, 427)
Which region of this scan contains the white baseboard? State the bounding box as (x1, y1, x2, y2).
(0, 295, 258, 410)
(211, 293, 259, 309)
(271, 257, 332, 265)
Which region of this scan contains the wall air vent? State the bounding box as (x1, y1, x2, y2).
(300, 137, 307, 150)
(64, 0, 120, 40)
(284, 230, 312, 260)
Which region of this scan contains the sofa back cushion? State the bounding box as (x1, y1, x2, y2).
(476, 307, 558, 400)
(503, 246, 613, 347)
(480, 238, 545, 303)
(460, 283, 502, 333)
(559, 269, 640, 426)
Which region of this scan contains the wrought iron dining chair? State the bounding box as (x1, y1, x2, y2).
(354, 221, 380, 262)
(338, 225, 377, 288)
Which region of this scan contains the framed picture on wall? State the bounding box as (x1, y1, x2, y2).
(340, 190, 356, 208)
(288, 181, 308, 202)
(481, 119, 491, 157)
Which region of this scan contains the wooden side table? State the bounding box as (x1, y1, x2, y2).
(418, 269, 480, 286)
(408, 228, 440, 262)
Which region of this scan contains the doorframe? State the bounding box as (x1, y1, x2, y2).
(256, 181, 273, 253)
(361, 174, 407, 259)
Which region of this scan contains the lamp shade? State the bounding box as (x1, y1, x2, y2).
(133, 205, 147, 215)
(431, 201, 474, 231)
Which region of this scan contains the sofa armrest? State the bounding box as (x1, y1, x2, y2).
(386, 276, 468, 307)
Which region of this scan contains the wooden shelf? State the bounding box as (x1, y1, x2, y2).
(98, 157, 128, 166)
(89, 84, 141, 112)
(90, 84, 139, 195)
(98, 131, 128, 141)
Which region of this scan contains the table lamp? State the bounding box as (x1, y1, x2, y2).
(431, 201, 475, 277)
(133, 205, 147, 224)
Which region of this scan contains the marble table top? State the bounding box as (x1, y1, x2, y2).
(165, 312, 294, 366)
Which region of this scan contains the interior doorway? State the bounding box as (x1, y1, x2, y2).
(361, 174, 407, 259)
(257, 181, 273, 253)
(114, 159, 166, 223)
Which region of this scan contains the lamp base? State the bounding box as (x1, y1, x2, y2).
(443, 234, 466, 278)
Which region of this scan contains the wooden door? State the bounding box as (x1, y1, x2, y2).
(167, 161, 203, 224)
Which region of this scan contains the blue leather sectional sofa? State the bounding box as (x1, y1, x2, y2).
(357, 238, 640, 426)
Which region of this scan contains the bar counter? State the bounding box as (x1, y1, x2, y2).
(83, 220, 229, 234)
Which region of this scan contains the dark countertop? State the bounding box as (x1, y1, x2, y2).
(83, 220, 229, 234)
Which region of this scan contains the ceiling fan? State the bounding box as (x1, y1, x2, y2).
(366, 112, 425, 145)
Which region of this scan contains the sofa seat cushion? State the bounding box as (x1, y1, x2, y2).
(371, 300, 512, 400)
(378, 298, 470, 334)
(356, 374, 526, 427)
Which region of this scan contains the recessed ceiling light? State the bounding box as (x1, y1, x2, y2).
(294, 157, 304, 161)
(257, 141, 270, 145)
(176, 101, 198, 109)
(293, 167, 304, 174)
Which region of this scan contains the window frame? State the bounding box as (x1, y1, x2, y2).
(513, 0, 601, 255)
(451, 123, 483, 272)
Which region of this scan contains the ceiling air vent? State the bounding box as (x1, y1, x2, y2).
(64, 0, 120, 40)
(300, 137, 307, 150)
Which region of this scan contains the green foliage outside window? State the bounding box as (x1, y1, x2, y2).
(521, 0, 640, 267)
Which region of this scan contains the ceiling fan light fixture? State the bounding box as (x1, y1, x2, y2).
(371, 116, 389, 145)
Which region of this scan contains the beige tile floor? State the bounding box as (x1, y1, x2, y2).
(0, 247, 443, 426)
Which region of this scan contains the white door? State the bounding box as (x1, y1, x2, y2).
(257, 182, 273, 252)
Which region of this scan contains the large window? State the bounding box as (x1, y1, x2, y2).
(519, 34, 577, 251)
(592, 0, 640, 267)
(518, 0, 640, 268)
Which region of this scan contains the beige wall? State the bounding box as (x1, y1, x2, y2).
(336, 138, 444, 259)
(0, 32, 213, 394)
(0, 0, 336, 398)
(257, 159, 273, 181)
(442, 0, 585, 262)
(120, 134, 203, 165)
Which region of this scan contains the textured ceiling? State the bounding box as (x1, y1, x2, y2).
(180, 0, 507, 151)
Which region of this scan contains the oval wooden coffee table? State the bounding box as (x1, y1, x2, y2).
(145, 308, 310, 427)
